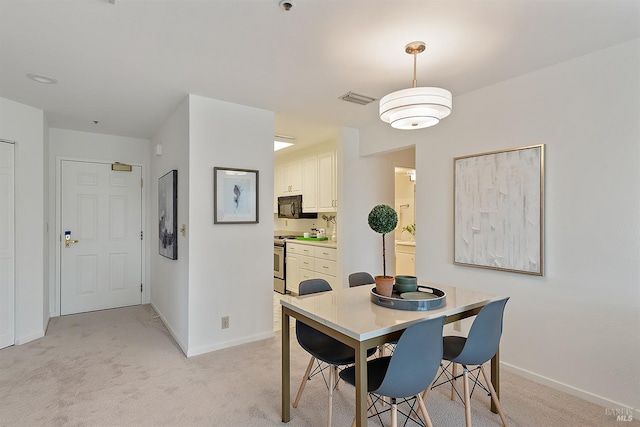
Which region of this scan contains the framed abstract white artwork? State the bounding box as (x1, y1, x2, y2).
(454, 144, 544, 275)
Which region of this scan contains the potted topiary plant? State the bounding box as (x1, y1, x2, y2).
(368, 204, 398, 297)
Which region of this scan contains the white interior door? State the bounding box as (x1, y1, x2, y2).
(61, 160, 142, 315)
(0, 141, 15, 349)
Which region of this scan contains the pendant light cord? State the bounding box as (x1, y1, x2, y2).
(412, 51, 418, 88)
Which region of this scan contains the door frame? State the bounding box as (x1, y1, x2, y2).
(54, 156, 147, 317)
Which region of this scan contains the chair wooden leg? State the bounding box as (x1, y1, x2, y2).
(462, 370, 472, 427)
(391, 401, 398, 427)
(480, 365, 508, 426)
(422, 379, 433, 400)
(293, 356, 315, 408)
(451, 363, 457, 401)
(417, 393, 434, 427)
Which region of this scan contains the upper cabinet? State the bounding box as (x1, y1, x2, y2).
(278, 160, 303, 195)
(275, 147, 338, 214)
(317, 150, 337, 212)
(301, 156, 317, 211)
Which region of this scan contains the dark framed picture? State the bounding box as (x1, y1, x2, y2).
(214, 167, 259, 224)
(454, 144, 544, 275)
(158, 169, 178, 260)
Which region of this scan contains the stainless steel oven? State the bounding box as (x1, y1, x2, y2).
(274, 234, 300, 293)
(274, 243, 286, 293)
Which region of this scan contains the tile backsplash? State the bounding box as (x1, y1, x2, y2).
(274, 213, 337, 234)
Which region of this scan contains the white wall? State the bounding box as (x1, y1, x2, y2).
(186, 94, 275, 356)
(338, 128, 415, 285)
(48, 128, 152, 316)
(0, 97, 46, 344)
(358, 39, 640, 414)
(150, 98, 191, 353)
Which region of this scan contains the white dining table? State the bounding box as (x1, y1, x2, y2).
(280, 282, 504, 427)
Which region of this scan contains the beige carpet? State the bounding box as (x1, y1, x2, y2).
(0, 304, 633, 427)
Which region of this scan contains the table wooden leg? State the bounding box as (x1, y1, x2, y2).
(282, 310, 291, 422)
(490, 347, 499, 414)
(354, 342, 368, 427)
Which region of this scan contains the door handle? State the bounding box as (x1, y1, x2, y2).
(65, 239, 79, 248)
(64, 231, 79, 248)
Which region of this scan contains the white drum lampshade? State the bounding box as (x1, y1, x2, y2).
(379, 41, 452, 130)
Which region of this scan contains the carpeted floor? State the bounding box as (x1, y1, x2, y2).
(0, 304, 633, 426)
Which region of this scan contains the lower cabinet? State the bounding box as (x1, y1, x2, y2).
(395, 243, 416, 276)
(286, 242, 337, 294)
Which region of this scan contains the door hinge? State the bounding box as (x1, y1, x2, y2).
(140, 283, 143, 293)
(141, 231, 143, 240)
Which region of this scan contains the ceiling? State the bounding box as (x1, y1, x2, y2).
(1, 0, 638, 150)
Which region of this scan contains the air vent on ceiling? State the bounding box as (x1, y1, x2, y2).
(339, 92, 377, 105)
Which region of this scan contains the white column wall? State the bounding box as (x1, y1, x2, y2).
(150, 98, 191, 353)
(186, 94, 274, 356)
(358, 39, 640, 414)
(0, 97, 46, 344)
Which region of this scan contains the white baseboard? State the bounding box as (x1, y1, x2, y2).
(149, 302, 188, 356)
(186, 331, 275, 358)
(501, 362, 638, 418)
(15, 330, 44, 345)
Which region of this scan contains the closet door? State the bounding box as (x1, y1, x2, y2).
(0, 141, 15, 349)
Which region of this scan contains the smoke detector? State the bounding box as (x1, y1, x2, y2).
(279, 0, 295, 11)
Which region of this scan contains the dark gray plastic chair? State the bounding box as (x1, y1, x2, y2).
(339, 315, 446, 427)
(348, 271, 375, 287)
(293, 278, 376, 427)
(433, 297, 510, 427)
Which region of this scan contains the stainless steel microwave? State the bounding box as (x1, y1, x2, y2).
(277, 195, 317, 219)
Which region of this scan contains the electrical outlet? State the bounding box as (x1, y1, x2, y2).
(221, 316, 229, 329)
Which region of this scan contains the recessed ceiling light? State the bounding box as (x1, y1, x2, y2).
(26, 73, 58, 84)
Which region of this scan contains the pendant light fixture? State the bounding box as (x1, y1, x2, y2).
(379, 41, 452, 130)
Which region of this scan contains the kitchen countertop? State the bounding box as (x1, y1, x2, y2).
(286, 238, 338, 249)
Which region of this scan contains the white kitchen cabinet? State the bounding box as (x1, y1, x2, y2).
(278, 160, 302, 196)
(275, 149, 338, 213)
(301, 156, 317, 211)
(395, 243, 416, 276)
(286, 242, 338, 292)
(274, 166, 280, 214)
(317, 150, 337, 212)
(286, 253, 301, 295)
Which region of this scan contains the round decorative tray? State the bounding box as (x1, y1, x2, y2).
(370, 285, 447, 311)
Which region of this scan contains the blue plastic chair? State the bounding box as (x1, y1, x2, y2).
(339, 315, 446, 427)
(293, 279, 376, 427)
(348, 272, 375, 287)
(431, 297, 510, 427)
